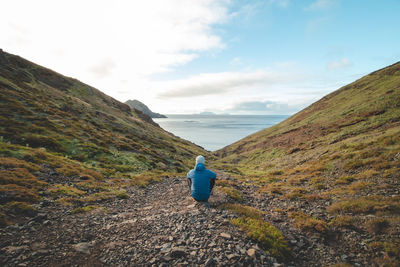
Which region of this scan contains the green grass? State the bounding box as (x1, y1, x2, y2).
(71, 205, 106, 214)
(231, 217, 290, 261)
(221, 203, 264, 219)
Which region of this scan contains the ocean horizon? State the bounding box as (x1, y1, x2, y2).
(154, 114, 289, 151)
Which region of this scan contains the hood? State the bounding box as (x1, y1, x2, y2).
(195, 163, 206, 171)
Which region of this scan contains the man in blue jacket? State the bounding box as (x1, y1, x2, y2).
(187, 155, 216, 202)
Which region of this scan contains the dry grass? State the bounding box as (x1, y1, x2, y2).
(327, 196, 400, 215)
(289, 211, 328, 233)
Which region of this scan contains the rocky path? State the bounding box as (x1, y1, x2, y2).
(0, 176, 283, 267)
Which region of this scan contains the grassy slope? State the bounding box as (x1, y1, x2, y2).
(215, 62, 400, 264)
(0, 50, 207, 225)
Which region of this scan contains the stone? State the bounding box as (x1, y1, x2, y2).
(72, 242, 91, 255)
(226, 254, 237, 260)
(247, 248, 256, 257)
(208, 241, 216, 248)
(220, 232, 231, 239)
(205, 257, 216, 266)
(169, 248, 187, 258)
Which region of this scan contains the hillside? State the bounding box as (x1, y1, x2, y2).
(125, 99, 167, 118)
(0, 49, 207, 226)
(214, 62, 400, 266)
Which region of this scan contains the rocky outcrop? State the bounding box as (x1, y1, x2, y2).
(125, 99, 167, 118)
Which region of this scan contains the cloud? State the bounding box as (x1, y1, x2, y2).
(157, 70, 296, 98)
(224, 100, 303, 115)
(306, 0, 337, 10)
(88, 59, 116, 78)
(327, 58, 353, 70)
(0, 0, 231, 94)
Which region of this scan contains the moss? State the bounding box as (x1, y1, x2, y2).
(71, 205, 106, 214)
(222, 203, 264, 219)
(231, 217, 290, 261)
(219, 187, 242, 201)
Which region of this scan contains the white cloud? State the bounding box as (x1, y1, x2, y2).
(157, 70, 299, 98)
(306, 0, 337, 10)
(223, 100, 304, 115)
(327, 58, 353, 70)
(0, 0, 230, 98)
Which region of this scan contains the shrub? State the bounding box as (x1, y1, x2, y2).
(231, 217, 290, 261)
(48, 184, 86, 197)
(327, 196, 400, 215)
(284, 187, 309, 200)
(258, 183, 283, 195)
(289, 211, 328, 233)
(330, 215, 355, 228)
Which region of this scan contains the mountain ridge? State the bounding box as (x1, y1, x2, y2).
(0, 49, 208, 227)
(212, 61, 400, 266)
(125, 99, 167, 118)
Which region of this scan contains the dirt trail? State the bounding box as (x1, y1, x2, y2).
(0, 176, 282, 266)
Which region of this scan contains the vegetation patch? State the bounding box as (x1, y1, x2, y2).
(334, 176, 354, 185)
(258, 182, 283, 195)
(221, 203, 264, 219)
(48, 184, 86, 197)
(218, 187, 242, 201)
(289, 211, 328, 233)
(365, 217, 390, 234)
(2, 201, 37, 216)
(330, 215, 356, 229)
(231, 217, 290, 261)
(327, 196, 400, 215)
(71, 205, 106, 214)
(283, 187, 309, 200)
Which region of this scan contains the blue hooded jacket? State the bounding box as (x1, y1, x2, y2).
(187, 163, 216, 201)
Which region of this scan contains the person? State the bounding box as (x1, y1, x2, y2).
(187, 155, 216, 202)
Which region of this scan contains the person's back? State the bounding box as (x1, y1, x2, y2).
(187, 156, 216, 202)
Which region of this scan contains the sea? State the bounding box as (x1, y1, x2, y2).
(154, 114, 289, 151)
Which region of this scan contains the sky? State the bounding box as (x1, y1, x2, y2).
(1, 0, 399, 115)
